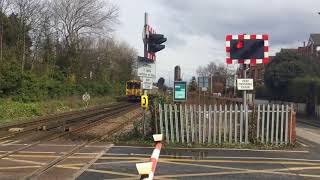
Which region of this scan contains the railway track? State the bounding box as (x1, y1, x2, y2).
(0, 102, 126, 131)
(0, 102, 139, 161)
(23, 108, 143, 180)
(0, 102, 132, 142)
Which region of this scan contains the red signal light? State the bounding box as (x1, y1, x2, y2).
(237, 41, 244, 49)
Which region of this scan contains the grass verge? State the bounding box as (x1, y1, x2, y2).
(0, 96, 116, 125)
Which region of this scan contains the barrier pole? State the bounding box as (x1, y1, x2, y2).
(136, 134, 163, 180)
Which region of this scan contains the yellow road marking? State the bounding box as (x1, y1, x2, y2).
(161, 158, 320, 166)
(93, 160, 141, 165)
(157, 160, 320, 178)
(155, 168, 320, 179)
(113, 145, 309, 153)
(106, 178, 144, 180)
(56, 165, 139, 179)
(58, 163, 85, 167)
(53, 160, 141, 168)
(0, 165, 40, 170)
(4, 140, 21, 145)
(86, 169, 139, 177)
(106, 153, 320, 163)
(163, 158, 320, 173)
(161, 160, 249, 171)
(7, 154, 96, 159)
(0, 150, 100, 155)
(3, 157, 45, 165)
(0, 136, 14, 141)
(0, 140, 12, 145)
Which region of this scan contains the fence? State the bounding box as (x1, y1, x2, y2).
(158, 104, 296, 145)
(186, 93, 241, 106)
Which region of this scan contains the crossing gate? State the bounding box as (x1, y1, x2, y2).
(157, 104, 296, 145)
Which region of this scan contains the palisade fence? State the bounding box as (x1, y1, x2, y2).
(157, 104, 296, 145)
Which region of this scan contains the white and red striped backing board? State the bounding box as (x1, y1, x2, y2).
(226, 34, 269, 64)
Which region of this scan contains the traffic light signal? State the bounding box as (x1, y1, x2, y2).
(147, 34, 167, 53)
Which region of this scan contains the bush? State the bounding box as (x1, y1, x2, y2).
(255, 86, 271, 99)
(0, 64, 126, 103)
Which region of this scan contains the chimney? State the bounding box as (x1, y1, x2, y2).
(303, 41, 306, 47)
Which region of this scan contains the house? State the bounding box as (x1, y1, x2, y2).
(306, 33, 320, 56)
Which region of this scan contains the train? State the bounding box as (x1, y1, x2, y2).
(126, 80, 142, 101)
(125, 80, 159, 101)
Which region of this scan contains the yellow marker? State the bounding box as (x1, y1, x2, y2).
(141, 95, 148, 109)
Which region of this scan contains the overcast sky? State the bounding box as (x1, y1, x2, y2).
(112, 0, 320, 85)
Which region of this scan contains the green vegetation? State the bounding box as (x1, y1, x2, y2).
(260, 51, 320, 115)
(0, 0, 135, 122)
(0, 96, 116, 125)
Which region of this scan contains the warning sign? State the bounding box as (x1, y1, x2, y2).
(237, 79, 254, 90)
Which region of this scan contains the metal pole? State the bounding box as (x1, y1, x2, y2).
(234, 74, 237, 97)
(144, 12, 148, 59)
(211, 74, 213, 95)
(243, 67, 247, 109)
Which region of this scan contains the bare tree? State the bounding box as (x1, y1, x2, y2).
(13, 0, 41, 72)
(52, 0, 119, 51)
(29, 1, 54, 72)
(0, 0, 11, 62)
(0, 0, 10, 14)
(197, 62, 229, 82)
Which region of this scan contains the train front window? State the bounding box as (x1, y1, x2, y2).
(133, 83, 141, 89)
(127, 82, 134, 89)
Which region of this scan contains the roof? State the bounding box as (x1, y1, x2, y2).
(309, 34, 320, 45)
(280, 48, 298, 53)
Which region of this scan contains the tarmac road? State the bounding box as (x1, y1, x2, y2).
(0, 118, 318, 179)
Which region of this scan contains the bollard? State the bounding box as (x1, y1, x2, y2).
(136, 134, 163, 180)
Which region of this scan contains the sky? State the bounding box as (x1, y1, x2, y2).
(111, 0, 320, 86)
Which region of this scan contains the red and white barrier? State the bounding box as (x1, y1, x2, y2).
(147, 141, 162, 180)
(136, 134, 163, 180)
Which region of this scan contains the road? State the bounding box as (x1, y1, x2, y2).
(75, 119, 320, 180)
(0, 113, 318, 179)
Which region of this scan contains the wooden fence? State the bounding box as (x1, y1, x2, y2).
(158, 104, 295, 145)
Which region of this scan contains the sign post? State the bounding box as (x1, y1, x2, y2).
(226, 34, 269, 106)
(237, 77, 253, 108)
(82, 92, 90, 108)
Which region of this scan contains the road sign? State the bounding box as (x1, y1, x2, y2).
(82, 92, 90, 102)
(237, 79, 254, 90)
(138, 61, 156, 78)
(141, 95, 148, 109)
(202, 87, 208, 92)
(226, 34, 269, 64)
(198, 77, 209, 88)
(174, 81, 187, 102)
(226, 76, 236, 88)
(142, 77, 153, 90)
